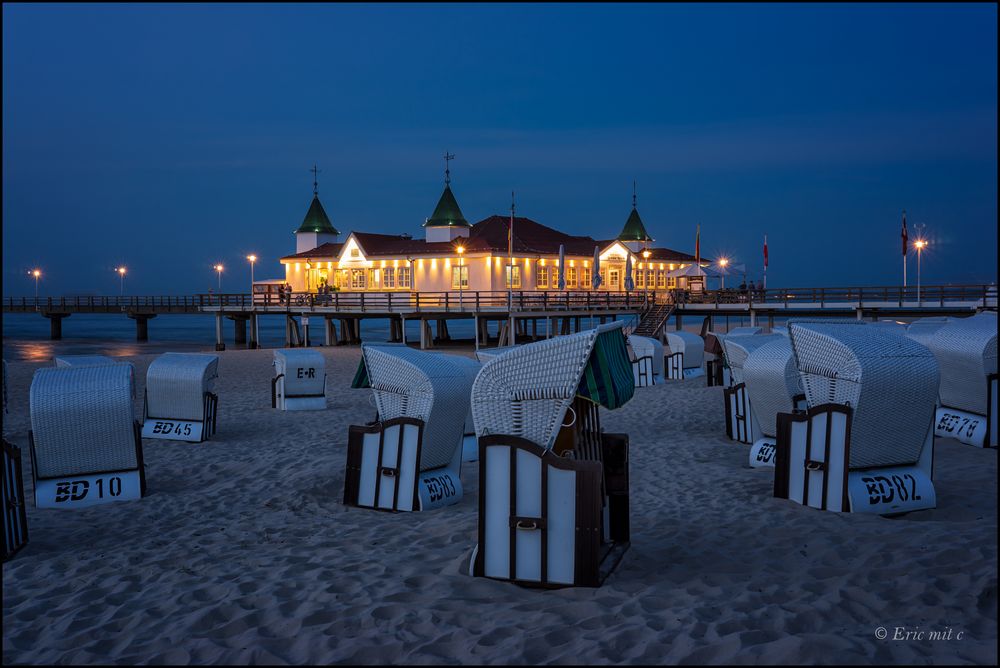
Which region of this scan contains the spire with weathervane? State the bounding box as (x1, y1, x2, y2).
(424, 152, 471, 242)
(295, 164, 341, 253)
(617, 180, 653, 253)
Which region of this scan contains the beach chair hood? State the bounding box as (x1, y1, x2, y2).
(146, 353, 219, 421)
(720, 334, 783, 385)
(924, 311, 997, 415)
(741, 338, 802, 438)
(30, 363, 138, 479)
(627, 334, 664, 378)
(664, 331, 705, 369)
(471, 321, 635, 450)
(354, 345, 480, 470)
(788, 321, 939, 469)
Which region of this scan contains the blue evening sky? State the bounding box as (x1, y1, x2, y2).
(3, 3, 996, 295)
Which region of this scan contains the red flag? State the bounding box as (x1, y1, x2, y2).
(763, 234, 768, 268)
(901, 211, 908, 256)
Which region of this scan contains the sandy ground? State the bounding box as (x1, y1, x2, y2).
(2, 346, 996, 664)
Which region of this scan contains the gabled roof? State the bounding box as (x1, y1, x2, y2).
(296, 195, 339, 235)
(423, 184, 469, 228)
(643, 247, 700, 263)
(618, 207, 652, 242)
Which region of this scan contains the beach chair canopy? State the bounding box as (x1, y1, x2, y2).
(54, 355, 116, 368)
(352, 345, 480, 470)
(146, 353, 219, 421)
(727, 327, 763, 337)
(741, 338, 803, 437)
(627, 334, 664, 377)
(904, 317, 951, 347)
(720, 334, 784, 385)
(923, 311, 997, 416)
(274, 349, 325, 397)
(788, 321, 939, 469)
(30, 363, 138, 479)
(771, 326, 789, 337)
(664, 331, 705, 369)
(475, 347, 516, 364)
(471, 321, 635, 450)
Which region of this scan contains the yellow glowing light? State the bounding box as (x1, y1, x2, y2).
(444, 258, 450, 269)
(456, 245, 465, 254)
(915, 239, 927, 250)
(31, 269, 41, 278)
(393, 259, 399, 267)
(246, 254, 257, 263)
(570, 259, 575, 267)
(432, 259, 438, 270)
(540, 258, 546, 266)
(642, 250, 651, 259)
(115, 266, 127, 276)
(718, 257, 729, 267)
(381, 260, 386, 268)
(214, 264, 224, 273)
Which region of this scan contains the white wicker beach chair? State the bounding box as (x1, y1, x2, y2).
(771, 326, 789, 337)
(3, 360, 29, 560)
(922, 311, 997, 448)
(344, 345, 480, 512)
(470, 321, 635, 587)
(272, 349, 326, 411)
(664, 331, 706, 380)
(29, 363, 146, 509)
(142, 353, 219, 441)
(741, 338, 806, 467)
(627, 334, 664, 387)
(719, 334, 784, 444)
(54, 355, 116, 368)
(773, 321, 939, 514)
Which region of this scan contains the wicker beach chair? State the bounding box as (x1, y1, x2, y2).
(272, 349, 327, 411)
(664, 331, 706, 380)
(470, 321, 635, 587)
(627, 334, 663, 387)
(344, 345, 480, 512)
(54, 355, 116, 368)
(142, 353, 219, 441)
(29, 363, 146, 509)
(741, 338, 806, 467)
(3, 360, 29, 560)
(773, 321, 939, 514)
(719, 334, 783, 444)
(922, 311, 997, 448)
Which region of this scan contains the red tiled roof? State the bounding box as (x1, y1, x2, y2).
(468, 215, 601, 255)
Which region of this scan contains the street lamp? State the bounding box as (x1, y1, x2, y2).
(116, 266, 127, 296)
(247, 254, 257, 299)
(718, 257, 730, 290)
(29, 269, 41, 299)
(456, 245, 465, 309)
(914, 239, 927, 304)
(214, 264, 224, 292)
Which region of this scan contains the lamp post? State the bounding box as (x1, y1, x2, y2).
(456, 244, 465, 310)
(116, 266, 127, 296)
(247, 255, 257, 301)
(914, 239, 927, 304)
(30, 269, 41, 299)
(214, 264, 224, 292)
(718, 257, 729, 290)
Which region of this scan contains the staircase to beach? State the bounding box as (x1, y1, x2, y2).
(633, 302, 674, 339)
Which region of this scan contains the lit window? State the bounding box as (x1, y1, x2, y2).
(397, 267, 411, 288)
(451, 266, 469, 289)
(566, 267, 577, 287)
(505, 266, 521, 289)
(536, 266, 548, 289)
(350, 248, 360, 258)
(581, 267, 592, 288)
(383, 268, 395, 288)
(351, 269, 366, 289)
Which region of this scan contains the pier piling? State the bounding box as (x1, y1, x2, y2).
(129, 313, 156, 342)
(44, 312, 69, 340)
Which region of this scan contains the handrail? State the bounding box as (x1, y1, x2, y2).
(3, 284, 996, 313)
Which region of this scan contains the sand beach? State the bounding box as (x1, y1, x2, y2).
(1, 346, 996, 664)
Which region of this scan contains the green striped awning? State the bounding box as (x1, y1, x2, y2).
(351, 359, 370, 388)
(576, 328, 635, 410)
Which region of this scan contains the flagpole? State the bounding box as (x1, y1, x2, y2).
(508, 191, 514, 345)
(763, 234, 768, 290)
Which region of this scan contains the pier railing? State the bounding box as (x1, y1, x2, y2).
(4, 284, 995, 314)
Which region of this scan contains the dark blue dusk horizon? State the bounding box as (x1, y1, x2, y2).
(3, 3, 997, 296)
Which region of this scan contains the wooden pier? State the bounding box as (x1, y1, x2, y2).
(4, 284, 995, 350)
